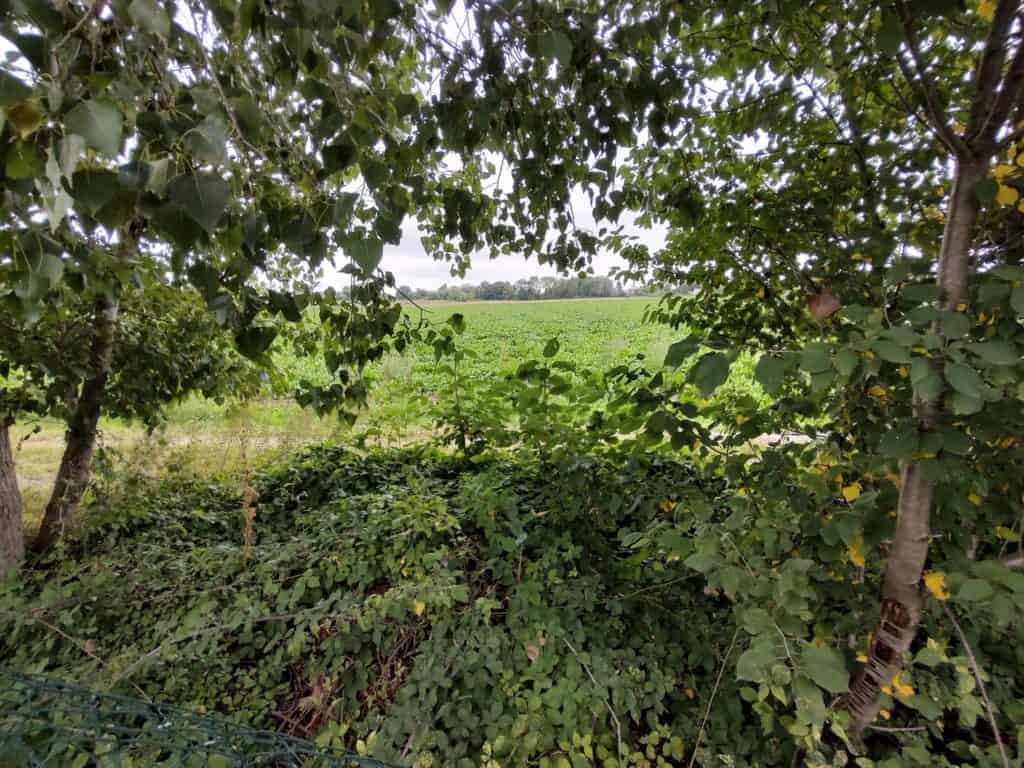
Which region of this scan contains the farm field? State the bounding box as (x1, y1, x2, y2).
(13, 297, 681, 532)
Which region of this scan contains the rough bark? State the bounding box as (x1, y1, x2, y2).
(0, 421, 24, 580)
(845, 158, 986, 732)
(31, 294, 119, 555)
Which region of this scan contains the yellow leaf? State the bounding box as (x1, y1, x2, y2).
(684, 687, 695, 699)
(979, 0, 996, 21)
(842, 482, 862, 503)
(848, 535, 866, 568)
(891, 673, 914, 698)
(996, 184, 1020, 205)
(955, 302, 968, 312)
(995, 525, 1020, 542)
(897, 366, 909, 378)
(735, 414, 747, 426)
(414, 600, 426, 616)
(880, 709, 891, 720)
(993, 164, 1016, 180)
(924, 571, 950, 601)
(968, 492, 984, 507)
(868, 384, 886, 398)
(856, 653, 868, 663)
(757, 286, 765, 298)
(1018, 198, 1024, 214)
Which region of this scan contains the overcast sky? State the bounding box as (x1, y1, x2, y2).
(322, 194, 669, 291)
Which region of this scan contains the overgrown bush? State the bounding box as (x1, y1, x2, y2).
(2, 437, 1021, 767)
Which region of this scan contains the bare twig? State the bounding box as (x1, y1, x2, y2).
(941, 602, 1010, 768)
(866, 724, 927, 734)
(26, 611, 149, 700)
(687, 628, 740, 768)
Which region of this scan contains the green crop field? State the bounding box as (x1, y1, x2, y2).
(13, 297, 681, 530)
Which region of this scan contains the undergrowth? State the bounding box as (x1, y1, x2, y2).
(0, 444, 756, 768)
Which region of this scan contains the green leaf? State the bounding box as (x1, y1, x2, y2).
(235, 326, 278, 359)
(128, 0, 170, 37)
(1011, 286, 1024, 316)
(967, 341, 1018, 366)
(168, 173, 229, 232)
(37, 252, 64, 288)
(910, 357, 943, 400)
(186, 115, 228, 165)
(342, 235, 383, 274)
(58, 134, 86, 182)
(146, 157, 170, 195)
(543, 338, 559, 358)
(71, 169, 119, 214)
(801, 645, 849, 694)
(833, 348, 859, 377)
(688, 352, 731, 397)
(0, 70, 32, 107)
(448, 312, 465, 334)
(322, 140, 358, 175)
(664, 335, 701, 368)
(879, 428, 919, 460)
(944, 363, 983, 399)
(7, 102, 44, 137)
(871, 339, 911, 364)
(65, 99, 123, 157)
(975, 178, 999, 204)
(5, 141, 42, 178)
(941, 311, 970, 338)
(876, 12, 902, 55)
(800, 342, 831, 373)
(755, 355, 787, 394)
(957, 579, 993, 603)
(736, 639, 776, 683)
(951, 392, 984, 415)
(538, 29, 573, 66)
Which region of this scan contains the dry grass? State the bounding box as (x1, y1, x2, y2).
(12, 399, 350, 537)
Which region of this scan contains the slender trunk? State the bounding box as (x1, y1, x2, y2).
(844, 157, 985, 732)
(31, 294, 119, 555)
(0, 421, 24, 580)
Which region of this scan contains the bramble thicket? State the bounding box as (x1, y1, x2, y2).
(3, 0, 1024, 766)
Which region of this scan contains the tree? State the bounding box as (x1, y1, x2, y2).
(5, 0, 1024, 757)
(401, 0, 1024, 753)
(0, 0, 432, 566)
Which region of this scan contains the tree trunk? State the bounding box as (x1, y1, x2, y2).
(844, 157, 986, 732)
(0, 421, 24, 580)
(31, 294, 119, 556)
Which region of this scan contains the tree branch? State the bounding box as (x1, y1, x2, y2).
(894, 0, 968, 155)
(967, 0, 1021, 136)
(979, 28, 1024, 147)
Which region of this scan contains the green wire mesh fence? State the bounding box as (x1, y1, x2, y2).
(0, 670, 399, 768)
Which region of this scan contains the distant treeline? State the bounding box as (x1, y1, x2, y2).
(399, 275, 657, 302)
